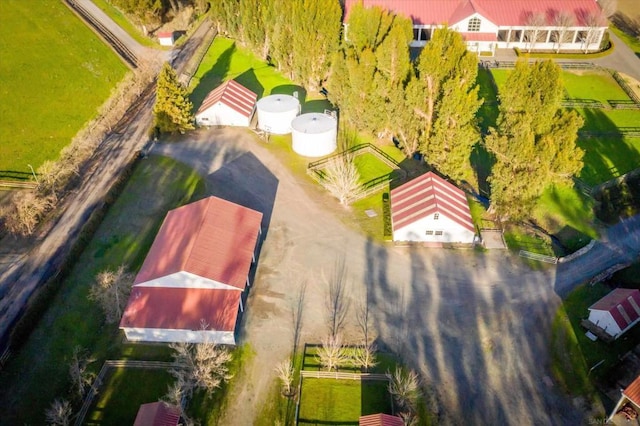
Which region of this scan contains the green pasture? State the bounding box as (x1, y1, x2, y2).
(353, 152, 395, 184)
(0, 156, 203, 425)
(578, 136, 640, 184)
(298, 379, 392, 424)
(190, 37, 323, 111)
(0, 0, 127, 177)
(562, 70, 630, 103)
(609, 25, 640, 54)
(86, 368, 174, 426)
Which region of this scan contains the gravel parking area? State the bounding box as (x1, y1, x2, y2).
(152, 127, 583, 425)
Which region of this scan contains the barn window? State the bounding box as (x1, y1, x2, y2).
(426, 230, 434, 235)
(434, 213, 439, 220)
(435, 230, 444, 236)
(468, 17, 481, 32)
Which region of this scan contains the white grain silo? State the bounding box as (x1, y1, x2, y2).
(255, 94, 300, 134)
(291, 112, 337, 157)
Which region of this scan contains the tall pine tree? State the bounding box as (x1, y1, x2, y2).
(154, 62, 194, 134)
(485, 60, 583, 219)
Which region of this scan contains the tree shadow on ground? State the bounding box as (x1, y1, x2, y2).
(188, 42, 236, 110)
(271, 84, 307, 103)
(234, 68, 265, 98)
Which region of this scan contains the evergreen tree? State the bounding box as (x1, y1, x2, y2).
(415, 28, 482, 183)
(153, 62, 194, 134)
(485, 60, 584, 219)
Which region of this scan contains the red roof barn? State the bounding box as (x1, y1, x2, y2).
(133, 402, 180, 426)
(359, 413, 404, 426)
(195, 80, 257, 127)
(608, 375, 640, 422)
(120, 196, 263, 345)
(390, 172, 475, 244)
(587, 288, 640, 340)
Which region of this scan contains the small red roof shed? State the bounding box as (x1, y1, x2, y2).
(608, 375, 640, 422)
(133, 402, 180, 426)
(195, 80, 257, 127)
(588, 288, 640, 338)
(359, 413, 404, 426)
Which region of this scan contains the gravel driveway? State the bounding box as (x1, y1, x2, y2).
(153, 128, 583, 425)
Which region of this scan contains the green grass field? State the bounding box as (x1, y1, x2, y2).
(298, 379, 392, 424)
(86, 368, 174, 426)
(562, 70, 630, 104)
(0, 0, 127, 177)
(609, 25, 640, 54)
(0, 156, 203, 425)
(353, 152, 395, 184)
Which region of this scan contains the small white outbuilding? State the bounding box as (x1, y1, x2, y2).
(587, 288, 640, 340)
(291, 112, 337, 157)
(157, 31, 175, 47)
(255, 94, 300, 134)
(195, 80, 257, 127)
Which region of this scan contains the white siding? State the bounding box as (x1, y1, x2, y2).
(196, 103, 252, 127)
(393, 213, 475, 244)
(122, 327, 236, 345)
(135, 271, 239, 290)
(588, 309, 622, 338)
(451, 14, 499, 34)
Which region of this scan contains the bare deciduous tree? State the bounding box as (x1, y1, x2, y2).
(69, 346, 95, 400)
(321, 154, 362, 205)
(45, 398, 73, 426)
(552, 11, 575, 53)
(352, 342, 378, 372)
(598, 0, 617, 18)
(0, 191, 55, 236)
(387, 367, 420, 413)
(524, 13, 547, 53)
(324, 259, 350, 338)
(274, 358, 295, 396)
(169, 341, 233, 396)
(88, 265, 134, 324)
(316, 334, 349, 371)
(582, 11, 607, 52)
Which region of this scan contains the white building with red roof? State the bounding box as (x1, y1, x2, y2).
(359, 413, 404, 426)
(134, 402, 180, 426)
(587, 288, 640, 340)
(608, 374, 640, 422)
(157, 31, 175, 47)
(344, 0, 607, 54)
(390, 172, 475, 244)
(195, 80, 257, 127)
(120, 196, 263, 345)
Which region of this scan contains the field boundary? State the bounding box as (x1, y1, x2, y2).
(519, 250, 558, 264)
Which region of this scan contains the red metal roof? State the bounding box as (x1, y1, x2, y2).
(157, 32, 174, 38)
(196, 80, 257, 119)
(589, 289, 640, 332)
(623, 375, 640, 407)
(390, 172, 474, 233)
(120, 286, 240, 331)
(343, 0, 605, 27)
(460, 32, 497, 42)
(359, 413, 404, 426)
(134, 402, 180, 426)
(133, 196, 263, 290)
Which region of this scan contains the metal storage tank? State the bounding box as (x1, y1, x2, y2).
(255, 94, 300, 134)
(291, 112, 338, 157)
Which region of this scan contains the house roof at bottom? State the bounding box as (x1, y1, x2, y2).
(623, 375, 640, 407)
(589, 288, 640, 332)
(196, 80, 257, 119)
(120, 286, 241, 332)
(134, 196, 263, 289)
(390, 172, 474, 233)
(134, 402, 180, 426)
(359, 413, 404, 426)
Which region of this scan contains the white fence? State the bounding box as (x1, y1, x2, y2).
(519, 250, 558, 264)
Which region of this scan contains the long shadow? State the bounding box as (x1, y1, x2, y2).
(234, 68, 265, 99)
(271, 84, 307, 103)
(189, 42, 236, 110)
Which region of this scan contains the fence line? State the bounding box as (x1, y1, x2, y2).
(518, 250, 558, 264)
(181, 22, 216, 87)
(610, 70, 640, 104)
(74, 360, 179, 426)
(0, 180, 37, 190)
(300, 370, 388, 380)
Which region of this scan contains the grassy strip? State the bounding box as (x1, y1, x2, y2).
(562, 70, 631, 104)
(0, 155, 204, 425)
(578, 136, 640, 185)
(0, 0, 127, 174)
(514, 43, 614, 59)
(609, 25, 640, 54)
(91, 0, 158, 48)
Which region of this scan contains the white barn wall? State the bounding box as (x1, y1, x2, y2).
(196, 103, 252, 127)
(123, 327, 236, 345)
(451, 14, 499, 34)
(588, 310, 622, 337)
(393, 214, 475, 243)
(135, 271, 240, 290)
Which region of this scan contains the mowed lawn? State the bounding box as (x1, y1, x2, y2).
(353, 152, 395, 184)
(189, 37, 331, 114)
(0, 156, 203, 425)
(0, 0, 127, 176)
(298, 379, 392, 424)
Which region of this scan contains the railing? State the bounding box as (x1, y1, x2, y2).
(579, 127, 640, 138)
(518, 250, 558, 264)
(64, 0, 138, 68)
(608, 100, 640, 110)
(0, 180, 37, 190)
(610, 70, 640, 104)
(74, 360, 179, 425)
(181, 21, 216, 86)
(561, 99, 604, 108)
(300, 370, 388, 380)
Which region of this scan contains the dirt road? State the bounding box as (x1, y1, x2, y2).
(153, 128, 585, 425)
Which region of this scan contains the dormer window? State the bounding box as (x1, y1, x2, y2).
(468, 17, 481, 32)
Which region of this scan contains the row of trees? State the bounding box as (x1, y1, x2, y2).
(108, 0, 209, 27)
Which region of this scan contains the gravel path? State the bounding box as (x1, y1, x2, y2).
(153, 128, 585, 425)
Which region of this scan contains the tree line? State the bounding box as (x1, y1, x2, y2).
(205, 0, 583, 221)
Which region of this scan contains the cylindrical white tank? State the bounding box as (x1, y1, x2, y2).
(291, 113, 338, 157)
(255, 94, 300, 134)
